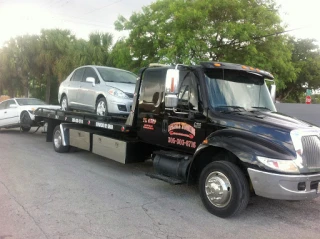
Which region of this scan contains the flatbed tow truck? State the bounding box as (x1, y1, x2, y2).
(34, 62, 320, 218)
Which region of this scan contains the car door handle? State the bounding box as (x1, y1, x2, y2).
(162, 119, 168, 133)
(4, 111, 7, 113)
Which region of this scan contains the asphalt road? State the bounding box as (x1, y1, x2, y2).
(0, 129, 319, 239)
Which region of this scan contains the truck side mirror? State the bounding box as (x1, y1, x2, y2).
(270, 84, 276, 103)
(164, 69, 180, 108)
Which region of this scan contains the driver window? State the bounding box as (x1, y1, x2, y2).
(177, 73, 199, 111)
(0, 102, 5, 110)
(82, 67, 100, 84)
(5, 100, 16, 109)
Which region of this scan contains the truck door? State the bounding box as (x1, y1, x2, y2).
(137, 67, 168, 147)
(165, 71, 207, 153)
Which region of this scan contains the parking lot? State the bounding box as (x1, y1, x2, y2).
(0, 129, 319, 239)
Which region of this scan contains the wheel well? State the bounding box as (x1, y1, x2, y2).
(60, 93, 66, 102)
(189, 146, 247, 184)
(96, 94, 105, 104)
(20, 110, 29, 118)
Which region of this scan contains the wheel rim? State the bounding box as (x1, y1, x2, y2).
(61, 98, 67, 111)
(205, 171, 232, 208)
(54, 129, 62, 149)
(96, 101, 106, 115)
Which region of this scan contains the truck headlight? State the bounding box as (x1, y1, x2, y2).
(257, 156, 299, 173)
(108, 88, 129, 99)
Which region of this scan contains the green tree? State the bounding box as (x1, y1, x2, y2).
(0, 38, 23, 97)
(37, 29, 75, 103)
(115, 0, 296, 87)
(277, 38, 320, 102)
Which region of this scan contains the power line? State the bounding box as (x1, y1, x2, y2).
(82, 0, 122, 16)
(212, 26, 309, 49)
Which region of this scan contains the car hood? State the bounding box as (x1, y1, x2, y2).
(212, 110, 320, 144)
(104, 82, 135, 94)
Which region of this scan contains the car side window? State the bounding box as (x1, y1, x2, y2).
(4, 100, 16, 109)
(82, 67, 100, 84)
(0, 102, 5, 110)
(71, 68, 85, 82)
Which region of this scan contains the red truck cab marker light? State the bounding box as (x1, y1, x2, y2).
(170, 77, 174, 92)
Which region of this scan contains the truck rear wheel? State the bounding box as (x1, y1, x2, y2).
(53, 125, 69, 153)
(199, 161, 249, 218)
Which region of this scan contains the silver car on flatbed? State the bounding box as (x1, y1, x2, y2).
(58, 65, 137, 116)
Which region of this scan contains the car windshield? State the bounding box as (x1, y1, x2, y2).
(16, 98, 46, 106)
(97, 67, 137, 84)
(204, 69, 276, 112)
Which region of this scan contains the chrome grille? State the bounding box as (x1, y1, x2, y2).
(302, 136, 320, 170)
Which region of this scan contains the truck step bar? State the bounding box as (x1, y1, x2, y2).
(145, 173, 185, 185)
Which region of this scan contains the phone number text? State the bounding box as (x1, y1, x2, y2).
(168, 137, 196, 148)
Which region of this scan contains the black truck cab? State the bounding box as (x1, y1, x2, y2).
(127, 62, 320, 217)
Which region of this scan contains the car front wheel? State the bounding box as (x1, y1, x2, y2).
(20, 111, 32, 132)
(95, 97, 108, 116)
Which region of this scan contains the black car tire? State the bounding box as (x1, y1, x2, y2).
(95, 97, 108, 116)
(20, 111, 32, 132)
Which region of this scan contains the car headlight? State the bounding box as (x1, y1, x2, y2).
(256, 156, 299, 173)
(108, 88, 129, 99)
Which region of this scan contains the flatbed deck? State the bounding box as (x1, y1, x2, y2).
(34, 107, 132, 133)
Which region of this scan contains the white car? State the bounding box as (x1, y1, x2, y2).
(0, 98, 61, 132)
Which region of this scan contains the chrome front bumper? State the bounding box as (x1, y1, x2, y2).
(248, 168, 320, 200)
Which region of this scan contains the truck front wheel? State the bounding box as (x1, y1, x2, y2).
(53, 125, 69, 153)
(199, 161, 249, 218)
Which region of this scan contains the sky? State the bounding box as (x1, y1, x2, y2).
(0, 0, 320, 47)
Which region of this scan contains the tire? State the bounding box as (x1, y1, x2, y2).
(20, 111, 32, 132)
(199, 160, 250, 218)
(53, 125, 69, 153)
(60, 95, 69, 111)
(95, 97, 108, 116)
(21, 126, 31, 132)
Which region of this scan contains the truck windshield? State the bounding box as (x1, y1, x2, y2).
(204, 69, 276, 112)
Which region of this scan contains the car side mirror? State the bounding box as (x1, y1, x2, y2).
(9, 104, 18, 108)
(270, 84, 276, 103)
(164, 69, 180, 108)
(86, 77, 95, 86)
